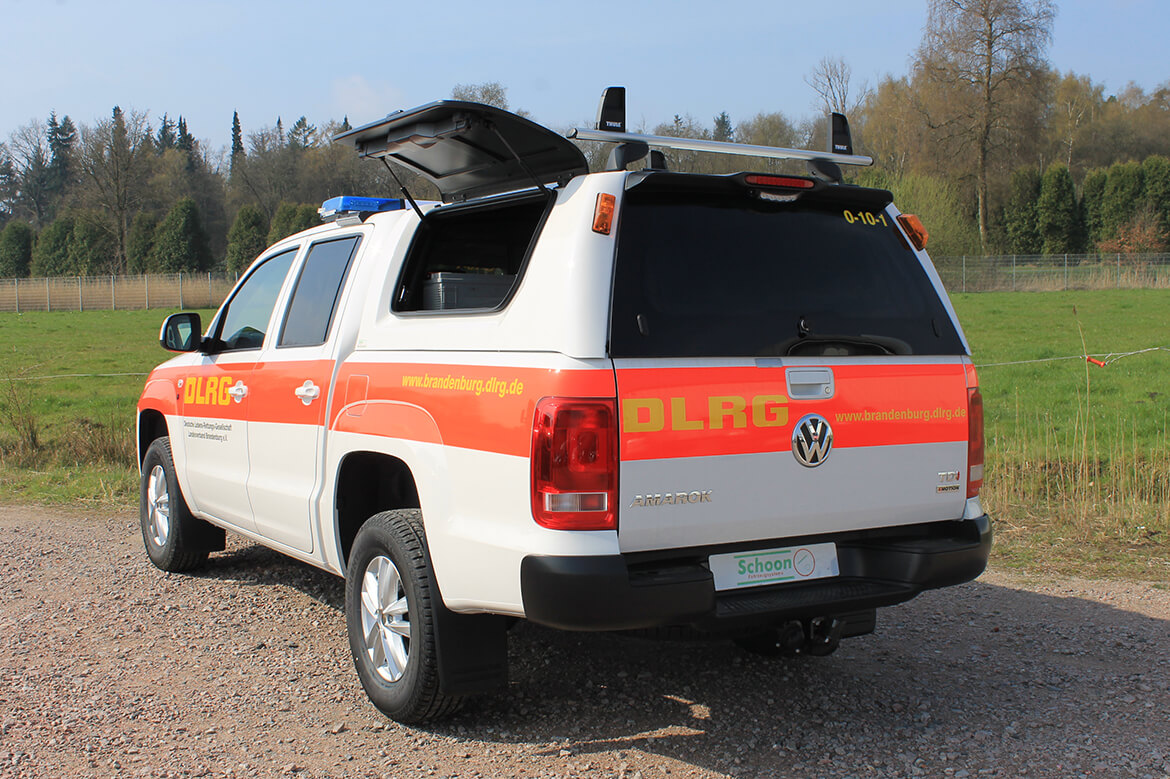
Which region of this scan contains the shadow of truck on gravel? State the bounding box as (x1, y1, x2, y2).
(191, 544, 1170, 778)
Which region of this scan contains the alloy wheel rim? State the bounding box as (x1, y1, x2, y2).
(360, 555, 411, 683)
(146, 465, 171, 547)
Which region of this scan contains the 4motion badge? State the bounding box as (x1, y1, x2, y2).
(792, 414, 833, 467)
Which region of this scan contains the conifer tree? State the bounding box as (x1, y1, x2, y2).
(1036, 163, 1082, 254)
(1141, 155, 1170, 239)
(230, 111, 244, 173)
(287, 117, 317, 149)
(1081, 169, 1108, 246)
(156, 114, 176, 151)
(176, 117, 194, 153)
(225, 204, 268, 273)
(266, 201, 300, 244)
(1003, 167, 1042, 254)
(127, 211, 160, 273)
(0, 220, 34, 277)
(67, 214, 115, 274)
(1101, 161, 1145, 239)
(713, 112, 734, 142)
(151, 197, 210, 272)
(294, 203, 319, 232)
(30, 215, 75, 275)
(46, 112, 75, 201)
(0, 154, 16, 222)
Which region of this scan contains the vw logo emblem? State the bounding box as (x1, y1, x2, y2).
(792, 414, 833, 467)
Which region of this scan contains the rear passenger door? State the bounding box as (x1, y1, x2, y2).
(246, 235, 362, 553)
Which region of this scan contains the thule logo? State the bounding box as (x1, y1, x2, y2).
(630, 491, 712, 507)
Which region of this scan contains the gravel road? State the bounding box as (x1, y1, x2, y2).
(1, 504, 1167, 779)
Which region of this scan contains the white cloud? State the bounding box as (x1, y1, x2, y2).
(330, 76, 407, 126)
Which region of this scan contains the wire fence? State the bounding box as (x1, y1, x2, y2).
(1, 253, 1169, 313)
(0, 272, 239, 313)
(933, 253, 1170, 293)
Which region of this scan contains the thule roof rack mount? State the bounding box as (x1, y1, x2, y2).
(570, 86, 872, 182)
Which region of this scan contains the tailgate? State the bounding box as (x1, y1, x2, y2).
(614, 358, 970, 552)
(608, 172, 973, 554)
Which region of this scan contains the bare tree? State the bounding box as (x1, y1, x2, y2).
(451, 82, 510, 109)
(76, 107, 153, 273)
(6, 121, 53, 227)
(915, 0, 1056, 250)
(805, 57, 870, 116)
(1051, 72, 1104, 171)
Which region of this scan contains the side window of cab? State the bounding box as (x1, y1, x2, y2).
(213, 249, 298, 351)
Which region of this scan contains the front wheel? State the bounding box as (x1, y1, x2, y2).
(139, 436, 211, 572)
(345, 509, 462, 723)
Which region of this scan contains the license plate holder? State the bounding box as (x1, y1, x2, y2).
(709, 542, 839, 591)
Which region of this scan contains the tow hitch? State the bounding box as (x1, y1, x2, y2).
(735, 615, 854, 657)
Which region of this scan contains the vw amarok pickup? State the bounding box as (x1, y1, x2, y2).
(137, 88, 991, 723)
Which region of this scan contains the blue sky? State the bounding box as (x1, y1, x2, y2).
(2, 0, 1167, 156)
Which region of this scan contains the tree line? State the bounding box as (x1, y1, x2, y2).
(2, 0, 1169, 278)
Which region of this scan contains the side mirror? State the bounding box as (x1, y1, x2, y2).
(159, 312, 203, 352)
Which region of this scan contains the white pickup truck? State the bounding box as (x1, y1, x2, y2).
(137, 92, 991, 723)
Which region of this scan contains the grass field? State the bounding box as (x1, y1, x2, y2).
(952, 291, 1170, 578)
(0, 309, 215, 504)
(1, 293, 1168, 579)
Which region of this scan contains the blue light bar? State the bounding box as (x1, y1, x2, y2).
(318, 196, 404, 221)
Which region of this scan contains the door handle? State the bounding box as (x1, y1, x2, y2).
(786, 368, 835, 400)
(295, 380, 321, 405)
(227, 380, 248, 403)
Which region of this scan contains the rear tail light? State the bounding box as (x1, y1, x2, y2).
(967, 387, 984, 499)
(531, 397, 618, 530)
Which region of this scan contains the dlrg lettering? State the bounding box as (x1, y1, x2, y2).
(183, 376, 233, 406)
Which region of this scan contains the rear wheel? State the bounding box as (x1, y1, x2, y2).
(139, 437, 210, 572)
(345, 509, 461, 723)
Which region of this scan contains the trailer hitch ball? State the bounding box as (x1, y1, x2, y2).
(805, 616, 845, 657)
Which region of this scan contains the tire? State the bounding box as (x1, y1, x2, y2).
(345, 509, 462, 723)
(139, 436, 210, 573)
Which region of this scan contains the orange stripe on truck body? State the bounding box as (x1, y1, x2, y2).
(332, 362, 617, 457)
(246, 359, 335, 426)
(616, 364, 968, 461)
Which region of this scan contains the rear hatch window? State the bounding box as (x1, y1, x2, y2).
(609, 178, 964, 358)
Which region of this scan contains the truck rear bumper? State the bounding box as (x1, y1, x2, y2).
(520, 515, 991, 631)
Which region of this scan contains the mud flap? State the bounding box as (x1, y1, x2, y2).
(433, 607, 509, 695)
(190, 520, 226, 552)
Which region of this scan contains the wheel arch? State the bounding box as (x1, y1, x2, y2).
(334, 451, 421, 570)
(137, 408, 169, 466)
